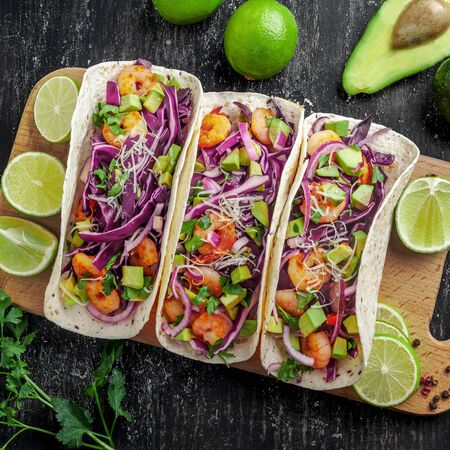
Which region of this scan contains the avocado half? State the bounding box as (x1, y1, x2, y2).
(343, 0, 450, 95)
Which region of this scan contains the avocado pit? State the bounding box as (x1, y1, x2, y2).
(392, 0, 450, 49)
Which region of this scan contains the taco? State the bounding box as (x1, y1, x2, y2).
(44, 59, 202, 339)
(260, 113, 419, 389)
(155, 92, 305, 364)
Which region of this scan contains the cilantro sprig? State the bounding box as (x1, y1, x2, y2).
(277, 358, 313, 382)
(0, 289, 131, 450)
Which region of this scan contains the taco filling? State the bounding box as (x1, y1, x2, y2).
(59, 58, 193, 323)
(267, 116, 395, 383)
(160, 100, 297, 362)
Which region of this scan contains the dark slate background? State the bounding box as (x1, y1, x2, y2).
(0, 0, 449, 449)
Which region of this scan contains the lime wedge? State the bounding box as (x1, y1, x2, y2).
(375, 320, 408, 343)
(377, 303, 409, 338)
(34, 76, 79, 143)
(1, 152, 65, 217)
(395, 176, 450, 253)
(0, 216, 57, 276)
(354, 334, 420, 407)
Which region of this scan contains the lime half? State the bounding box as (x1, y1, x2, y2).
(375, 320, 408, 343)
(0, 216, 57, 276)
(377, 303, 409, 338)
(354, 334, 420, 407)
(34, 76, 79, 143)
(1, 152, 65, 217)
(396, 176, 450, 253)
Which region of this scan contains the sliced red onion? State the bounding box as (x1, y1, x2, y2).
(231, 236, 249, 253)
(280, 249, 303, 269)
(272, 131, 287, 151)
(266, 362, 282, 375)
(202, 167, 222, 178)
(153, 216, 163, 232)
(207, 230, 220, 247)
(309, 116, 330, 136)
(329, 279, 345, 345)
(166, 281, 192, 337)
(233, 101, 252, 121)
(239, 122, 259, 161)
(170, 266, 181, 299)
(186, 267, 203, 282)
(282, 326, 315, 367)
(286, 237, 300, 249)
(202, 177, 221, 195)
(301, 179, 311, 233)
(106, 80, 120, 106)
(135, 58, 152, 69)
(86, 301, 137, 324)
(349, 345, 359, 359)
(344, 283, 357, 297)
(190, 338, 208, 355)
(305, 141, 347, 179)
(215, 131, 241, 153)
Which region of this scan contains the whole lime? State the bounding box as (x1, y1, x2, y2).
(433, 57, 450, 123)
(153, 0, 225, 25)
(224, 0, 298, 80)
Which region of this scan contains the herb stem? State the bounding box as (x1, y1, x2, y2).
(93, 386, 112, 444)
(1, 427, 28, 449)
(25, 375, 52, 404)
(87, 432, 115, 450)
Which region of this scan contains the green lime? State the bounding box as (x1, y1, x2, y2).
(395, 176, 450, 253)
(34, 76, 79, 143)
(224, 0, 298, 80)
(0, 216, 58, 276)
(354, 334, 420, 407)
(433, 57, 450, 123)
(1, 152, 65, 217)
(153, 0, 225, 25)
(377, 303, 409, 338)
(375, 320, 408, 343)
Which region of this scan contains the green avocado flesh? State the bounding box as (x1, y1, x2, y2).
(343, 0, 450, 95)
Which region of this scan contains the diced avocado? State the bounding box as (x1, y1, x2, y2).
(342, 256, 359, 279)
(267, 316, 283, 334)
(332, 336, 348, 360)
(290, 334, 300, 351)
(192, 197, 204, 206)
(239, 144, 261, 166)
(167, 144, 182, 174)
(343, 315, 359, 335)
(319, 182, 346, 206)
(268, 118, 291, 144)
(228, 306, 239, 320)
(315, 165, 340, 178)
(159, 172, 172, 188)
(336, 146, 363, 176)
(175, 328, 194, 342)
(119, 94, 142, 113)
(352, 230, 367, 257)
(298, 302, 326, 337)
(286, 217, 304, 238)
(245, 225, 264, 246)
(167, 76, 180, 89)
(143, 89, 164, 113)
(342, 0, 450, 95)
(249, 161, 264, 191)
(139, 94, 147, 104)
(351, 184, 374, 210)
(71, 231, 84, 249)
(220, 293, 244, 311)
(324, 120, 349, 137)
(239, 319, 257, 337)
(60, 276, 77, 307)
(122, 266, 144, 290)
(325, 243, 353, 266)
(221, 148, 240, 172)
(310, 208, 323, 224)
(230, 265, 252, 284)
(251, 201, 269, 227)
(184, 288, 197, 302)
(155, 74, 168, 85)
(173, 254, 185, 267)
(194, 160, 206, 172)
(154, 155, 170, 173)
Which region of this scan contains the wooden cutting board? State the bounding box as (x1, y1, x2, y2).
(0, 68, 449, 416)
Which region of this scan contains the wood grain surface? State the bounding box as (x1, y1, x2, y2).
(0, 1, 449, 449)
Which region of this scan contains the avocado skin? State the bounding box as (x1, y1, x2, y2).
(343, 0, 450, 95)
(433, 57, 450, 123)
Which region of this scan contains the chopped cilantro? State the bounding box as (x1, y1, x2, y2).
(222, 281, 246, 297)
(184, 236, 204, 252)
(93, 167, 108, 190)
(318, 154, 330, 169)
(180, 219, 196, 236)
(207, 339, 223, 359)
(192, 286, 210, 305)
(218, 351, 235, 367)
(109, 158, 118, 172)
(108, 172, 130, 198)
(276, 305, 299, 331)
(206, 297, 220, 314)
(296, 291, 315, 310)
(175, 314, 184, 325)
(105, 252, 121, 271)
(372, 165, 384, 184)
(277, 358, 313, 381)
(197, 215, 212, 230)
(102, 272, 118, 295)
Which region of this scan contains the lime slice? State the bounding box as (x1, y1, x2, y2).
(1, 152, 65, 217)
(395, 176, 450, 253)
(0, 216, 57, 276)
(375, 320, 408, 343)
(34, 76, 79, 143)
(377, 303, 409, 338)
(354, 334, 420, 407)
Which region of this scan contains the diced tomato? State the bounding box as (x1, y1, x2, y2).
(326, 313, 337, 326)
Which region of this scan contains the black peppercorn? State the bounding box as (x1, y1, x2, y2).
(412, 338, 420, 348)
(446, 366, 450, 373)
(433, 395, 440, 403)
(441, 390, 449, 400)
(429, 401, 438, 410)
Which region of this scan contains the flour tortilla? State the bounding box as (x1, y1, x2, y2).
(260, 113, 420, 389)
(155, 92, 305, 363)
(44, 61, 203, 339)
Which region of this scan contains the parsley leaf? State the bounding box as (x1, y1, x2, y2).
(108, 171, 130, 197)
(93, 167, 108, 190)
(102, 272, 118, 296)
(277, 358, 313, 381)
(105, 252, 121, 271)
(207, 339, 223, 359)
(197, 215, 212, 230)
(206, 297, 220, 314)
(276, 305, 299, 331)
(222, 281, 246, 297)
(107, 369, 132, 422)
(296, 291, 315, 310)
(192, 286, 210, 305)
(109, 158, 117, 172)
(318, 154, 330, 169)
(184, 235, 204, 252)
(372, 165, 384, 184)
(180, 219, 196, 236)
(218, 351, 235, 367)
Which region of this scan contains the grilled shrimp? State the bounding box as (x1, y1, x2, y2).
(86, 280, 120, 315)
(199, 113, 232, 148)
(102, 111, 147, 148)
(275, 289, 303, 317)
(307, 130, 342, 156)
(164, 295, 205, 325)
(191, 312, 233, 345)
(75, 199, 94, 222)
(193, 212, 237, 263)
(301, 331, 332, 369)
(117, 64, 157, 96)
(128, 237, 159, 276)
(287, 248, 331, 292)
(72, 253, 105, 279)
(251, 107, 273, 146)
(185, 266, 223, 298)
